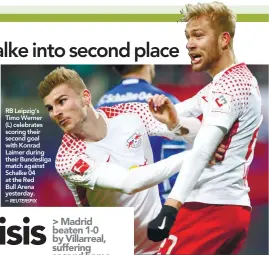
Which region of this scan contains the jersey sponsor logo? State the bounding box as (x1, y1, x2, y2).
(127, 133, 142, 148)
(98, 92, 154, 105)
(211, 92, 232, 113)
(72, 159, 90, 175)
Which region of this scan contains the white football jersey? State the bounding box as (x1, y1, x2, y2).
(175, 63, 262, 206)
(55, 103, 180, 254)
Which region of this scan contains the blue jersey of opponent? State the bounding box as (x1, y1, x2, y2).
(96, 78, 186, 203)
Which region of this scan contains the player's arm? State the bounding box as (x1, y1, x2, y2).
(167, 125, 226, 204)
(147, 90, 239, 242)
(159, 95, 187, 161)
(58, 152, 190, 196)
(96, 151, 191, 194)
(110, 102, 201, 143)
(166, 87, 245, 206)
(148, 95, 201, 143)
(147, 124, 226, 241)
(60, 145, 225, 207)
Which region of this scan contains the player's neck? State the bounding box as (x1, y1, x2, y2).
(123, 72, 152, 84)
(207, 50, 236, 78)
(72, 107, 107, 142)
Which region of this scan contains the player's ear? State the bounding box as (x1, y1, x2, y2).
(82, 89, 91, 106)
(220, 32, 231, 50)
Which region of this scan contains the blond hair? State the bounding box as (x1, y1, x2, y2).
(181, 2, 236, 39)
(38, 67, 87, 99)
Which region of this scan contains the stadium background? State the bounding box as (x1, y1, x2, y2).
(1, 65, 268, 254)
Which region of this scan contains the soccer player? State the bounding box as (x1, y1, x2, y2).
(38, 66, 202, 254)
(96, 65, 186, 204)
(147, 2, 263, 255)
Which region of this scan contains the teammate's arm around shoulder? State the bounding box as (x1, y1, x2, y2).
(148, 94, 201, 143)
(57, 150, 190, 196)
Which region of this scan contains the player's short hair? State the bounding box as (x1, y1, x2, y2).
(113, 65, 144, 76)
(38, 67, 87, 99)
(181, 2, 236, 40)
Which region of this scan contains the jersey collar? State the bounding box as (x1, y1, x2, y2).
(121, 78, 149, 85)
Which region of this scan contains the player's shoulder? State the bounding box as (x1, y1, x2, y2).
(227, 62, 253, 75)
(57, 134, 87, 155)
(212, 63, 255, 95)
(210, 63, 259, 114)
(219, 63, 254, 85)
(98, 102, 149, 119)
(55, 134, 87, 177)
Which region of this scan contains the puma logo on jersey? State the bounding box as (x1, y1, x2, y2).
(72, 159, 90, 175)
(127, 133, 142, 148)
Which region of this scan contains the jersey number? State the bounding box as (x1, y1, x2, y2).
(157, 235, 178, 255)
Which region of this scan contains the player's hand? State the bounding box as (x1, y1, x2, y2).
(209, 144, 226, 165)
(148, 95, 179, 130)
(147, 205, 178, 242)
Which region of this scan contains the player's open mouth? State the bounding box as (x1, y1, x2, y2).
(189, 54, 202, 64)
